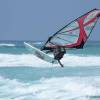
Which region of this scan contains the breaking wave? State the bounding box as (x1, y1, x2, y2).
(0, 53, 100, 67)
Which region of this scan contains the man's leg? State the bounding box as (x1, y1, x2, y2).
(58, 60, 64, 67)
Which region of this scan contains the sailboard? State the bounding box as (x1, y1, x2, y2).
(41, 8, 100, 50)
(24, 42, 58, 64)
(24, 8, 100, 67)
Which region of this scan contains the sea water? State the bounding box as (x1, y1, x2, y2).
(0, 41, 100, 100)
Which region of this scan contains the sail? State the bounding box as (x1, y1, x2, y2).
(42, 9, 100, 50)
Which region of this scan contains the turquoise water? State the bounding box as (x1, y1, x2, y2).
(0, 41, 100, 100)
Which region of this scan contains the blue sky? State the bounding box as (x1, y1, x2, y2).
(0, 0, 100, 41)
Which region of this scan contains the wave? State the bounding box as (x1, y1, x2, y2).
(0, 54, 100, 67)
(0, 43, 16, 47)
(0, 75, 100, 100)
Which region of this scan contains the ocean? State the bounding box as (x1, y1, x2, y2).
(0, 41, 100, 100)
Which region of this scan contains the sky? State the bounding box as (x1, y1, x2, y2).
(0, 0, 100, 41)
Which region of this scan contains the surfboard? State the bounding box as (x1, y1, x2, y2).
(24, 42, 58, 64)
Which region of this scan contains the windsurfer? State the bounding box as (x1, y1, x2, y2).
(41, 9, 100, 67)
(53, 46, 66, 67)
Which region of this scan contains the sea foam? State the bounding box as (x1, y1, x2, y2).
(0, 54, 100, 67)
(0, 76, 100, 100)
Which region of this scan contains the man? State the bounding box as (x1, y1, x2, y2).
(53, 46, 66, 67)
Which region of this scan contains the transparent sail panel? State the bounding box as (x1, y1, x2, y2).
(84, 10, 100, 23)
(84, 19, 97, 36)
(50, 28, 79, 46)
